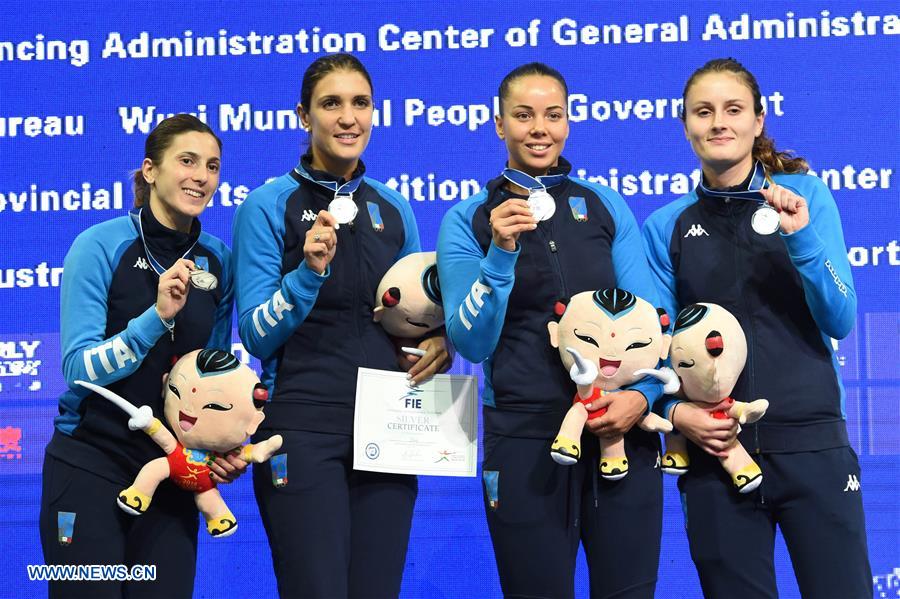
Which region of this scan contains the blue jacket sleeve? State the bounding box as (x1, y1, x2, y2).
(398, 199, 422, 258)
(202, 237, 234, 352)
(437, 198, 518, 363)
(779, 177, 857, 340)
(232, 187, 328, 361)
(642, 207, 686, 418)
(60, 228, 168, 387)
(596, 186, 663, 409)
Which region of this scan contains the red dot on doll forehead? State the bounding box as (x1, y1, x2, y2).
(611, 332, 615, 337)
(192, 388, 196, 393)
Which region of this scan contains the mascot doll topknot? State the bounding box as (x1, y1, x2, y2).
(647, 303, 769, 493)
(77, 349, 283, 537)
(547, 288, 673, 480)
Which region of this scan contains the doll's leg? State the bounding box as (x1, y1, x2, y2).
(730, 399, 769, 424)
(598, 435, 629, 480)
(195, 488, 237, 537)
(719, 442, 762, 493)
(550, 403, 589, 465)
(118, 457, 170, 516)
(638, 412, 672, 433)
(240, 434, 284, 463)
(661, 431, 690, 475)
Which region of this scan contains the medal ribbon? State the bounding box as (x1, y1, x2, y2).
(132, 209, 198, 276)
(697, 161, 770, 203)
(294, 162, 364, 199)
(501, 168, 567, 194)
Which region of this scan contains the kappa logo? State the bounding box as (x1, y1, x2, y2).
(683, 224, 709, 238)
(843, 474, 860, 492)
(133, 257, 150, 270)
(301, 209, 317, 222)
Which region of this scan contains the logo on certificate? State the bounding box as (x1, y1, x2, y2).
(365, 443, 380, 460)
(400, 386, 423, 409)
(435, 449, 455, 463)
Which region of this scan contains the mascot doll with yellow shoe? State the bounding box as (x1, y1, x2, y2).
(77, 349, 283, 537)
(647, 303, 769, 493)
(547, 288, 674, 480)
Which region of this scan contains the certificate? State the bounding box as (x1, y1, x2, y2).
(353, 368, 478, 477)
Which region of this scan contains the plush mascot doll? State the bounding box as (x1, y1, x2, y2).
(646, 303, 769, 493)
(548, 288, 674, 480)
(76, 349, 283, 537)
(373, 251, 444, 338)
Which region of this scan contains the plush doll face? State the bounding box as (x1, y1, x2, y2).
(373, 251, 444, 338)
(548, 289, 669, 391)
(162, 350, 266, 452)
(669, 303, 747, 403)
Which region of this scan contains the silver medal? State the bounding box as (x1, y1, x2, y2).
(528, 189, 556, 222)
(751, 204, 780, 235)
(328, 194, 358, 225)
(190, 269, 218, 291)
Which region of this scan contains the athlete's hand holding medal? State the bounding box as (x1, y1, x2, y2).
(304, 210, 339, 274)
(489, 199, 538, 251)
(760, 183, 810, 234)
(156, 258, 195, 321)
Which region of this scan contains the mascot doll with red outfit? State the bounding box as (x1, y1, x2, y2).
(548, 288, 674, 480)
(647, 303, 769, 493)
(77, 349, 283, 537)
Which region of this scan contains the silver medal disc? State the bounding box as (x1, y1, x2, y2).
(528, 189, 556, 222)
(328, 195, 358, 225)
(751, 204, 780, 235)
(190, 269, 218, 291)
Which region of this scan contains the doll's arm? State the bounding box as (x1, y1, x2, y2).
(75, 380, 177, 452)
(633, 366, 681, 395)
(565, 347, 599, 398)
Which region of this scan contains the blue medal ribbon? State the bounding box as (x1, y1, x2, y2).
(697, 161, 770, 203)
(501, 168, 567, 194)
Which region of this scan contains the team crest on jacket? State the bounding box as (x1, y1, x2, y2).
(568, 197, 588, 222)
(367, 202, 384, 232)
(194, 256, 209, 271)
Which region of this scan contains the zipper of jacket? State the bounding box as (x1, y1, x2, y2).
(729, 200, 761, 455)
(536, 219, 568, 300)
(347, 217, 369, 365)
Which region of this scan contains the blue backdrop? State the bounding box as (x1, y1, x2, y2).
(1, 2, 898, 597)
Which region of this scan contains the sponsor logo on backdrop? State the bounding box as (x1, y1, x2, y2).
(0, 340, 42, 392)
(873, 567, 900, 596)
(0, 426, 23, 460)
